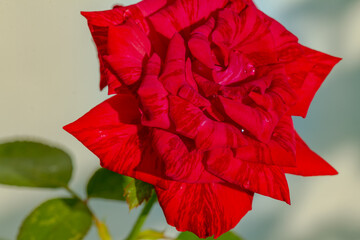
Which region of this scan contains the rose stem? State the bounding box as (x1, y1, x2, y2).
(125, 192, 157, 240)
(64, 186, 112, 240)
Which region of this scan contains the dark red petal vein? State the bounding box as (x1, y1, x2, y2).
(156, 181, 253, 238)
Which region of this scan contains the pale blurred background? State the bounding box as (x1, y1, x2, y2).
(0, 0, 359, 239)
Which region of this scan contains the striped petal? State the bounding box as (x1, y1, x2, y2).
(188, 18, 216, 68)
(152, 129, 222, 183)
(234, 115, 296, 167)
(169, 96, 207, 138)
(205, 148, 290, 203)
(138, 54, 170, 129)
(63, 94, 168, 188)
(160, 34, 209, 106)
(104, 20, 151, 85)
(284, 132, 338, 176)
(212, 7, 276, 67)
(156, 181, 253, 238)
(149, 0, 228, 39)
(218, 96, 278, 142)
(287, 46, 341, 117)
(169, 96, 247, 149)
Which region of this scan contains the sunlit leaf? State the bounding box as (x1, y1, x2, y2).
(17, 198, 92, 240)
(0, 141, 72, 188)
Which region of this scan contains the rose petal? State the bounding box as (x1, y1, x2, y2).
(138, 54, 170, 129)
(159, 33, 187, 95)
(149, 0, 227, 39)
(196, 120, 248, 150)
(104, 20, 151, 85)
(218, 96, 278, 142)
(219, 77, 268, 99)
(169, 95, 247, 149)
(188, 18, 216, 68)
(152, 129, 222, 183)
(283, 132, 338, 176)
(193, 73, 220, 98)
(80, 20, 122, 92)
(169, 96, 207, 138)
(155, 181, 253, 238)
(212, 7, 276, 67)
(228, 0, 248, 13)
(81, 6, 149, 92)
(287, 46, 341, 117)
(185, 58, 199, 91)
(234, 115, 296, 167)
(63, 94, 168, 188)
(160, 34, 209, 107)
(205, 148, 291, 203)
(213, 51, 256, 85)
(81, 7, 126, 27)
(256, 10, 300, 59)
(135, 0, 170, 16)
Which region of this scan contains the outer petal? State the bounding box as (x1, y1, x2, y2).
(81, 0, 169, 26)
(155, 182, 253, 238)
(63, 94, 168, 188)
(134, 0, 170, 17)
(205, 148, 290, 203)
(149, 0, 228, 39)
(104, 20, 151, 85)
(287, 46, 341, 117)
(284, 132, 338, 176)
(81, 18, 123, 92)
(81, 8, 125, 27)
(256, 9, 300, 63)
(81, 6, 145, 93)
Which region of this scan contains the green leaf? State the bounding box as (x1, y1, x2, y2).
(137, 229, 165, 239)
(17, 198, 92, 240)
(87, 168, 132, 201)
(177, 231, 243, 240)
(86, 168, 154, 209)
(0, 141, 72, 188)
(124, 178, 154, 210)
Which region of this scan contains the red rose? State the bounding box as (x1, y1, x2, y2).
(64, 0, 340, 238)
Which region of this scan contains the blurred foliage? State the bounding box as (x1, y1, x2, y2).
(17, 198, 92, 240)
(0, 141, 72, 188)
(0, 140, 243, 240)
(87, 168, 154, 210)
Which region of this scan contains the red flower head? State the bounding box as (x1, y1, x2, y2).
(64, 0, 340, 238)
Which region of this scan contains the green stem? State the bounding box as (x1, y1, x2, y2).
(64, 186, 112, 240)
(125, 193, 157, 240)
(94, 218, 112, 240)
(64, 185, 83, 202)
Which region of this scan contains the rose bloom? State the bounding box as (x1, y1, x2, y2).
(64, 0, 340, 238)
